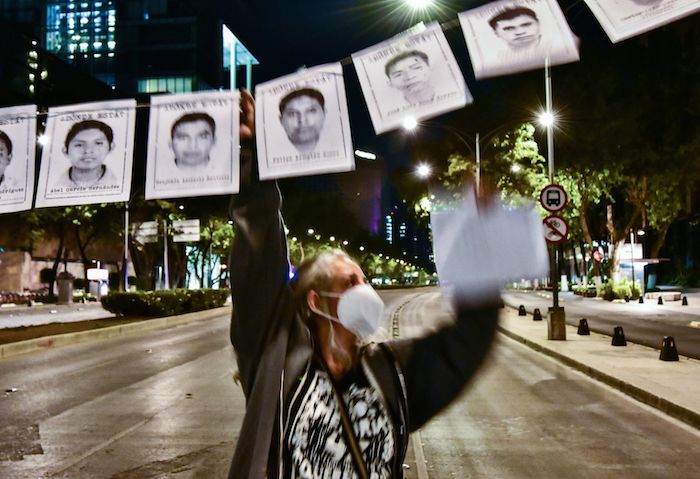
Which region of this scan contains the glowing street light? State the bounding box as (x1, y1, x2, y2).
(307, 228, 314, 235)
(402, 116, 418, 131)
(416, 163, 432, 179)
(537, 110, 556, 128)
(404, 0, 434, 9)
(329, 236, 336, 241)
(511, 164, 522, 173)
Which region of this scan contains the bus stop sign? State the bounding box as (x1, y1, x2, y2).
(539, 184, 567, 212)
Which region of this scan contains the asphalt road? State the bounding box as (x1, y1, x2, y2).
(1, 288, 698, 478)
(502, 290, 700, 359)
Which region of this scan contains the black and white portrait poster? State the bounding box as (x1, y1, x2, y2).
(459, 0, 580, 79)
(584, 0, 699, 43)
(255, 63, 354, 180)
(0, 105, 36, 214)
(35, 99, 135, 208)
(145, 91, 240, 200)
(352, 22, 472, 135)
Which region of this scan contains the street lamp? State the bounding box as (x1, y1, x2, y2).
(416, 163, 432, 179)
(404, 0, 434, 9)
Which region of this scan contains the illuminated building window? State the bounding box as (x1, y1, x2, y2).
(137, 77, 194, 94)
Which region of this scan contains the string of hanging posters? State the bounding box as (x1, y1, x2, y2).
(0, 0, 696, 214)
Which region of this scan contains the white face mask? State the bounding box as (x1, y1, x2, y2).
(311, 284, 385, 340)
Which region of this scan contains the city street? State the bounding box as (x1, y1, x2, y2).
(1, 288, 699, 478)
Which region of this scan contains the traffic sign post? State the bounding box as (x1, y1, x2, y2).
(539, 185, 568, 340)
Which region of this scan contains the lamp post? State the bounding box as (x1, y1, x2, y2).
(537, 60, 565, 340)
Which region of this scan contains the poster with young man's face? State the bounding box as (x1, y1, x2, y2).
(255, 63, 355, 180)
(145, 90, 240, 200)
(459, 0, 580, 79)
(352, 22, 472, 135)
(0, 105, 36, 214)
(584, 0, 699, 43)
(35, 99, 135, 208)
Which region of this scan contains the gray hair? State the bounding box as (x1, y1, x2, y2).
(291, 249, 354, 319)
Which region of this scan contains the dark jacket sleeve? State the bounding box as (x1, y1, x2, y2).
(387, 300, 500, 431)
(229, 143, 291, 398)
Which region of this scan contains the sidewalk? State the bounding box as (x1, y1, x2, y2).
(1, 294, 699, 432)
(497, 305, 700, 430)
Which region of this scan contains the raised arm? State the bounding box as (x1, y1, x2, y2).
(388, 300, 500, 431)
(229, 90, 291, 397)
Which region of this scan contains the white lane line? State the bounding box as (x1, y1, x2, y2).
(51, 414, 156, 476)
(412, 429, 430, 479)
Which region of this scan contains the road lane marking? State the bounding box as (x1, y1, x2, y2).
(412, 429, 430, 479)
(51, 413, 156, 475)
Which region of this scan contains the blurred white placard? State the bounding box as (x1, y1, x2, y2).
(172, 219, 200, 242)
(459, 0, 580, 79)
(35, 99, 136, 208)
(255, 63, 355, 180)
(353, 22, 472, 134)
(146, 91, 240, 200)
(431, 190, 549, 300)
(0, 105, 36, 214)
(132, 221, 159, 244)
(87, 268, 109, 281)
(584, 0, 700, 43)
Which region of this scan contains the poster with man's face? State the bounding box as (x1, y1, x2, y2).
(459, 0, 580, 79)
(584, 0, 699, 43)
(352, 22, 472, 135)
(35, 99, 135, 208)
(255, 63, 355, 180)
(0, 105, 36, 214)
(145, 91, 240, 200)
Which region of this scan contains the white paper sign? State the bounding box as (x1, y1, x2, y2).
(132, 220, 159, 244)
(255, 63, 355, 180)
(459, 0, 580, 79)
(353, 22, 472, 134)
(584, 0, 699, 43)
(145, 90, 240, 200)
(35, 99, 135, 208)
(172, 219, 200, 242)
(0, 105, 36, 214)
(431, 189, 549, 300)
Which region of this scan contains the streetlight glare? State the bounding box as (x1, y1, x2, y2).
(307, 228, 314, 235)
(405, 0, 434, 9)
(402, 116, 418, 131)
(416, 163, 432, 178)
(511, 164, 522, 173)
(538, 111, 556, 127)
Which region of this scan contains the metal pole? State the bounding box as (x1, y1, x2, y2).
(544, 60, 565, 339)
(545, 61, 554, 184)
(475, 132, 481, 193)
(123, 203, 129, 291)
(630, 229, 636, 292)
(163, 219, 170, 289)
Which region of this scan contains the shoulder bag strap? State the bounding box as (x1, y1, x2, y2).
(319, 360, 370, 479)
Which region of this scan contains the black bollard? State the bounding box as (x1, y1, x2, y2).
(659, 336, 679, 361)
(624, 295, 630, 303)
(657, 296, 663, 305)
(533, 308, 543, 321)
(638, 295, 644, 304)
(577, 318, 590, 335)
(518, 305, 526, 316)
(611, 326, 627, 346)
(682, 296, 688, 306)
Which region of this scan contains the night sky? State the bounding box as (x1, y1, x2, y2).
(213, 0, 698, 171)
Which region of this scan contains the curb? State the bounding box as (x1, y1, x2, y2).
(0, 306, 232, 360)
(498, 306, 700, 431)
